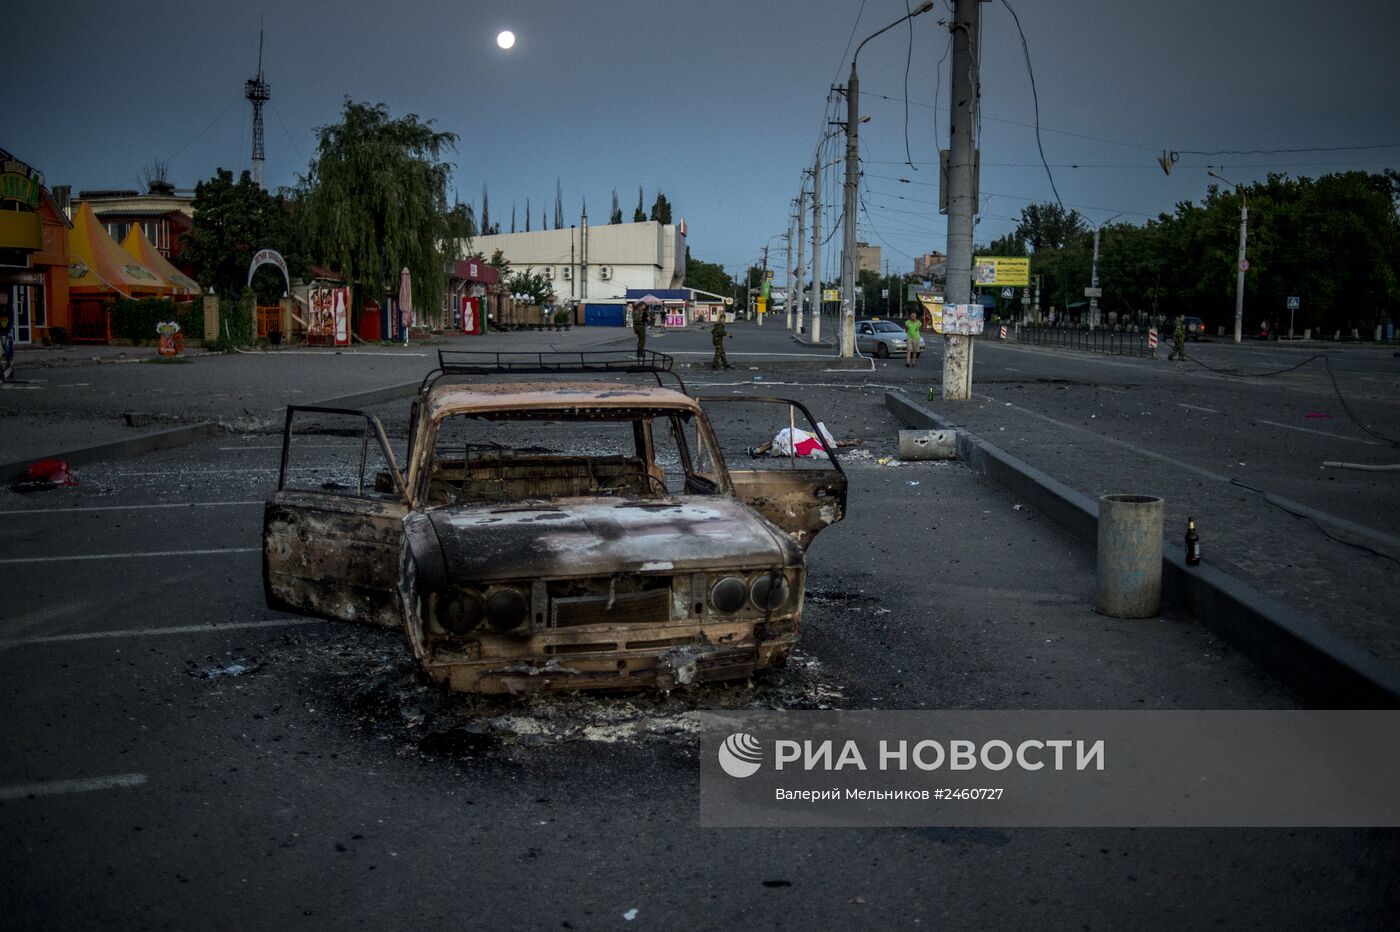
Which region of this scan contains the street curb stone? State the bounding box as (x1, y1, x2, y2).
(2, 422, 221, 483)
(4, 380, 425, 483)
(885, 390, 1400, 708)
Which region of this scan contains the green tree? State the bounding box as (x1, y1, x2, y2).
(610, 189, 622, 224)
(649, 191, 672, 224)
(682, 248, 733, 295)
(297, 101, 468, 316)
(633, 186, 646, 223)
(1015, 203, 1087, 252)
(508, 269, 552, 304)
(181, 167, 302, 302)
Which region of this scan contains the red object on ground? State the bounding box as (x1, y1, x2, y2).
(792, 435, 824, 457)
(26, 459, 78, 487)
(1305, 412, 1334, 419)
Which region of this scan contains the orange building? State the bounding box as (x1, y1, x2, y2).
(0, 148, 70, 344)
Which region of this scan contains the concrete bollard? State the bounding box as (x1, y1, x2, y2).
(1096, 494, 1164, 618)
(899, 429, 956, 461)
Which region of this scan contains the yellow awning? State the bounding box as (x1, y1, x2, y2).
(121, 224, 200, 295)
(68, 201, 169, 297)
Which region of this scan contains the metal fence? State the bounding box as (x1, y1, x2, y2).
(1017, 324, 1154, 358)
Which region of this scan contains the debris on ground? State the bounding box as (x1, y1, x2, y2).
(258, 626, 850, 757)
(9, 458, 79, 494)
(187, 656, 264, 678)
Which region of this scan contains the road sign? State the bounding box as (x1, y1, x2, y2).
(1084, 287, 1103, 298)
(1287, 296, 1300, 310)
(1001, 287, 1014, 299)
(1239, 259, 1250, 272)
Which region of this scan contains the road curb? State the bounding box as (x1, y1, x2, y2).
(3, 422, 221, 483)
(4, 381, 425, 483)
(679, 356, 871, 371)
(885, 390, 1400, 708)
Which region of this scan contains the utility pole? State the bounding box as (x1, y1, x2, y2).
(580, 207, 589, 300)
(759, 243, 769, 327)
(794, 187, 806, 333)
(1233, 200, 1248, 344)
(1208, 170, 1248, 344)
(840, 71, 859, 358)
(843, 2, 934, 356)
(810, 152, 823, 344)
(941, 0, 980, 400)
(1089, 226, 1101, 328)
(785, 214, 795, 330)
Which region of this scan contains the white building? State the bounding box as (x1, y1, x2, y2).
(469, 219, 686, 303)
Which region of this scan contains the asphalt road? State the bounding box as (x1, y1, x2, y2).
(4, 359, 1398, 929)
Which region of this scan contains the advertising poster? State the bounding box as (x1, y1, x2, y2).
(973, 256, 1031, 287)
(665, 310, 686, 328)
(308, 286, 350, 346)
(940, 303, 985, 335)
(916, 292, 944, 332)
(460, 295, 479, 335)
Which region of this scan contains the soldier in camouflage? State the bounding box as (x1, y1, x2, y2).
(711, 310, 734, 369)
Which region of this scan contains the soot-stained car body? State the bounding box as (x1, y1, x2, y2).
(263, 351, 846, 694)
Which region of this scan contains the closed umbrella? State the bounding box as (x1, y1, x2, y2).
(397, 267, 412, 345)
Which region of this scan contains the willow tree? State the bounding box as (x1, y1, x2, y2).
(299, 101, 469, 316)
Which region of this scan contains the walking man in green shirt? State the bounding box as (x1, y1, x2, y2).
(904, 310, 923, 367)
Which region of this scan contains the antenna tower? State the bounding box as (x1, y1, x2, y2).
(244, 29, 271, 189)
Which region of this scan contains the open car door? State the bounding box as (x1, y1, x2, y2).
(263, 406, 410, 627)
(696, 396, 847, 549)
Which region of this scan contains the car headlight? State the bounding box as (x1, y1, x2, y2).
(436, 588, 485, 634)
(749, 573, 791, 611)
(710, 576, 747, 613)
(484, 586, 529, 632)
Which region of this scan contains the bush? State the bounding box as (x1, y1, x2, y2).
(207, 293, 255, 351)
(111, 298, 177, 344)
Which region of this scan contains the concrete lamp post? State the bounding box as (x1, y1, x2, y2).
(841, 0, 936, 358)
(1086, 213, 1122, 328)
(1207, 170, 1248, 344)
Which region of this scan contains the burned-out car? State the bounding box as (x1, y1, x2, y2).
(263, 351, 846, 693)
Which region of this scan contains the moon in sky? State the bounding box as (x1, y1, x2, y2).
(496, 30, 515, 50)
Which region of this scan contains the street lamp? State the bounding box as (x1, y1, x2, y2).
(1207, 170, 1248, 344)
(1086, 213, 1121, 328)
(841, 0, 936, 358)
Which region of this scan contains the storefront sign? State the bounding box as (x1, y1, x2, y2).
(0, 171, 41, 208)
(247, 248, 291, 293)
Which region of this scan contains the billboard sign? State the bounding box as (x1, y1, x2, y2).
(973, 256, 1030, 287)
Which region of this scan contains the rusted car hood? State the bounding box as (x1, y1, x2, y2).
(422, 497, 800, 580)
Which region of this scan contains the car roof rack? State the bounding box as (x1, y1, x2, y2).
(420, 350, 687, 394)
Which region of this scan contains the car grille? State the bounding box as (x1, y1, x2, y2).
(551, 588, 672, 628)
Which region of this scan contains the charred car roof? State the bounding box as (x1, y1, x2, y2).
(424, 382, 702, 419)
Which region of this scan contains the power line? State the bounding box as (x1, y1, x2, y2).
(999, 0, 1062, 210)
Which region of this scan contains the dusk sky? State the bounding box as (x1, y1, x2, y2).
(12, 0, 1400, 276)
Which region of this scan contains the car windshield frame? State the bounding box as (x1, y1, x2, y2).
(411, 402, 730, 507)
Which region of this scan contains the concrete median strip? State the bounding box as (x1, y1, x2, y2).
(2, 380, 422, 482)
(0, 773, 148, 801)
(885, 390, 1400, 708)
(1, 618, 327, 647)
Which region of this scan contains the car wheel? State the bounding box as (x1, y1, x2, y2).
(876, 342, 890, 358)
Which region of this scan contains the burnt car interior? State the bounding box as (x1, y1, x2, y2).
(424, 407, 722, 504)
